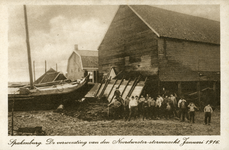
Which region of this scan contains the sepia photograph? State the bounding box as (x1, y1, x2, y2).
(7, 4, 221, 137)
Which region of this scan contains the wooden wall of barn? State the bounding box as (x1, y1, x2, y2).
(158, 38, 220, 81)
(67, 52, 84, 81)
(98, 5, 158, 76)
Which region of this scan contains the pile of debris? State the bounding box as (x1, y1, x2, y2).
(64, 98, 109, 121)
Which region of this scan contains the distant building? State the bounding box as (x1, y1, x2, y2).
(67, 45, 99, 83)
(34, 68, 67, 84)
(98, 5, 220, 97)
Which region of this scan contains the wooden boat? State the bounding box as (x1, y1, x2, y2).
(8, 6, 90, 111)
(8, 75, 89, 110)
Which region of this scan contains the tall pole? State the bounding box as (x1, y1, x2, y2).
(24, 5, 34, 89)
(33, 61, 36, 81)
(45, 60, 47, 72)
(11, 93, 15, 136)
(198, 58, 201, 107)
(56, 63, 58, 71)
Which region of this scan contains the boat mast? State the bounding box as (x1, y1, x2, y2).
(24, 5, 34, 89)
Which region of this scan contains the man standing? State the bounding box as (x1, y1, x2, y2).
(108, 98, 122, 119)
(204, 104, 213, 125)
(128, 96, 138, 121)
(142, 98, 149, 121)
(188, 102, 199, 123)
(178, 97, 188, 122)
(123, 96, 130, 121)
(114, 87, 121, 100)
(138, 95, 145, 117)
(155, 96, 162, 119)
(170, 94, 178, 118)
(148, 97, 155, 119)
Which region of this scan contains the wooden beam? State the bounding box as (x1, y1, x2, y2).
(178, 81, 182, 97)
(158, 80, 160, 95)
(128, 76, 140, 97)
(121, 78, 131, 97)
(33, 61, 35, 81)
(213, 81, 216, 102)
(197, 81, 201, 106)
(94, 77, 105, 97)
(109, 76, 125, 103)
(107, 78, 118, 98)
(137, 77, 148, 98)
(98, 77, 111, 98)
(24, 5, 34, 89)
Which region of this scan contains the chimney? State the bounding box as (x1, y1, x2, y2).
(74, 44, 78, 51)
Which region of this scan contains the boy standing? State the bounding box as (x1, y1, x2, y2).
(188, 102, 198, 123)
(204, 104, 213, 125)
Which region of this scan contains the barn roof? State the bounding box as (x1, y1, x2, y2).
(34, 68, 67, 84)
(129, 5, 220, 44)
(73, 50, 98, 69)
(81, 56, 98, 68)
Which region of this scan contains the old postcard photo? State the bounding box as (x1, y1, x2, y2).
(1, 0, 229, 149)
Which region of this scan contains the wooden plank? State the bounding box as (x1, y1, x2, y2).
(94, 77, 105, 97)
(85, 83, 100, 98)
(109, 77, 124, 103)
(121, 78, 131, 97)
(98, 77, 111, 98)
(127, 76, 140, 97)
(137, 77, 148, 97)
(106, 79, 118, 98)
(123, 77, 137, 99)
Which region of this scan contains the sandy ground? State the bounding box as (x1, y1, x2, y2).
(8, 106, 220, 136)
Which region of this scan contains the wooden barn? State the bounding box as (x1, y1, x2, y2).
(67, 45, 99, 83)
(98, 5, 220, 102)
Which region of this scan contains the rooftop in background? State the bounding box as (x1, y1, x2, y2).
(34, 68, 67, 84)
(73, 44, 98, 69)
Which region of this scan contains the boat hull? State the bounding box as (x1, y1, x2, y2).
(8, 76, 90, 111)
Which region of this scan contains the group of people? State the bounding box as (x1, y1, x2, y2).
(108, 87, 214, 125)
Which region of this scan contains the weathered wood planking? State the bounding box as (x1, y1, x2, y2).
(96, 84, 105, 97)
(130, 86, 144, 98)
(85, 83, 100, 98)
(106, 80, 124, 102)
(122, 85, 132, 99)
(103, 80, 116, 97)
(98, 5, 158, 75)
(107, 82, 127, 102)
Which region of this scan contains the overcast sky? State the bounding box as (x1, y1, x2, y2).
(8, 5, 220, 82)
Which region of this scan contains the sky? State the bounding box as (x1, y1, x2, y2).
(8, 5, 220, 82)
